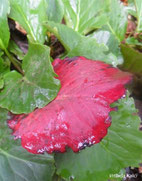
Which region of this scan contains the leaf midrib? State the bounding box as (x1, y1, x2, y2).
(14, 3, 36, 41)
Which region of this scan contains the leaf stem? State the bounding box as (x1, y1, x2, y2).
(4, 49, 24, 75)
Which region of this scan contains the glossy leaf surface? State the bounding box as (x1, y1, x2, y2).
(0, 108, 55, 181)
(0, 43, 60, 114)
(62, 0, 108, 34)
(9, 0, 48, 44)
(0, 0, 10, 50)
(55, 94, 142, 181)
(46, 21, 117, 65)
(8, 57, 131, 154)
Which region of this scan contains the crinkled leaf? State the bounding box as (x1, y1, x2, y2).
(8, 57, 131, 154)
(62, 0, 109, 34)
(120, 44, 142, 75)
(46, 21, 117, 65)
(9, 0, 48, 44)
(134, 0, 142, 32)
(0, 0, 10, 50)
(46, 0, 64, 23)
(0, 43, 60, 114)
(0, 108, 55, 181)
(55, 93, 142, 181)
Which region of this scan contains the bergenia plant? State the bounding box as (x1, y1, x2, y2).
(0, 0, 142, 181)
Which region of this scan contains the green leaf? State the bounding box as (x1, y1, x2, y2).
(55, 93, 142, 181)
(46, 21, 118, 65)
(134, 0, 142, 32)
(0, 108, 55, 181)
(8, 40, 25, 60)
(106, 0, 128, 42)
(0, 57, 10, 76)
(127, 0, 136, 17)
(0, 79, 4, 89)
(46, 0, 64, 23)
(9, 0, 48, 44)
(89, 30, 123, 65)
(126, 37, 142, 46)
(0, 43, 60, 114)
(46, 21, 82, 52)
(67, 36, 118, 66)
(62, 0, 109, 34)
(0, 0, 10, 50)
(120, 44, 142, 75)
(0, 56, 10, 89)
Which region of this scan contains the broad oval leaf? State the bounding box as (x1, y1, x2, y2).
(0, 0, 10, 50)
(8, 57, 131, 154)
(0, 43, 60, 114)
(0, 108, 55, 181)
(9, 0, 48, 44)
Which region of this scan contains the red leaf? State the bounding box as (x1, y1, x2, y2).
(8, 57, 131, 154)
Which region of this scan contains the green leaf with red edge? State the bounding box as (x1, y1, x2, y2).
(55, 93, 142, 181)
(0, 108, 55, 181)
(0, 42, 60, 114)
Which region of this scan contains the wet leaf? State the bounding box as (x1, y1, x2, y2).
(46, 21, 117, 65)
(46, 0, 64, 23)
(0, 42, 60, 114)
(62, 0, 109, 34)
(0, 0, 10, 50)
(55, 93, 142, 181)
(120, 44, 142, 75)
(0, 108, 55, 181)
(9, 0, 48, 44)
(8, 57, 131, 154)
